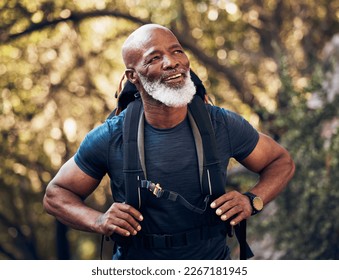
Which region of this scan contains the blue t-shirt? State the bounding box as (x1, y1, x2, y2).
(74, 104, 259, 259)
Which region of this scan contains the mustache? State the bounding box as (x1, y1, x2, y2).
(140, 69, 189, 83)
(161, 69, 188, 80)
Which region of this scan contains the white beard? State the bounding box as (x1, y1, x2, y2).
(139, 72, 196, 107)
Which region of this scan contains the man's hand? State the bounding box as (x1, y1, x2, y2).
(43, 158, 145, 237)
(210, 191, 252, 226)
(97, 203, 143, 237)
(210, 133, 295, 226)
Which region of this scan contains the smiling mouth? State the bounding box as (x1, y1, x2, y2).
(163, 73, 183, 81)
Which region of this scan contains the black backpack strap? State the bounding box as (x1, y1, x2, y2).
(131, 223, 227, 249)
(234, 220, 254, 260)
(188, 95, 253, 260)
(123, 96, 144, 209)
(187, 95, 225, 197)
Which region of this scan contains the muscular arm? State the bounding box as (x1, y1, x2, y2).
(211, 133, 295, 225)
(241, 133, 296, 203)
(43, 157, 143, 236)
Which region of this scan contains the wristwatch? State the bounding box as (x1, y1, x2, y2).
(243, 192, 264, 215)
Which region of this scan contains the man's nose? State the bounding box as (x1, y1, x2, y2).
(162, 55, 179, 69)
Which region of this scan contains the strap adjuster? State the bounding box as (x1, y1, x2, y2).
(149, 182, 162, 198)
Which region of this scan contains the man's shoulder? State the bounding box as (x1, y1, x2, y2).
(206, 103, 255, 134)
(104, 110, 125, 135)
(206, 103, 237, 123)
(82, 111, 125, 147)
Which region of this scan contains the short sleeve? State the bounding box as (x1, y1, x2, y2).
(220, 109, 259, 161)
(74, 122, 110, 180)
(207, 105, 259, 161)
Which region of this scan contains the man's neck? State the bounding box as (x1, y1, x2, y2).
(142, 99, 187, 129)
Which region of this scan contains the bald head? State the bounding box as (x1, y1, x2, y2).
(121, 24, 179, 68)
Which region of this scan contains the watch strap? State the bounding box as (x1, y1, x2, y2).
(243, 192, 263, 215)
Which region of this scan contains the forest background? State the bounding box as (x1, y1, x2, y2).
(0, 0, 338, 260)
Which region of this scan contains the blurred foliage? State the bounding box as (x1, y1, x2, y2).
(0, 0, 338, 259)
(270, 61, 339, 259)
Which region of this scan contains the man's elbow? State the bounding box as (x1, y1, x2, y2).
(43, 183, 57, 216)
(284, 152, 296, 182)
(290, 156, 296, 179)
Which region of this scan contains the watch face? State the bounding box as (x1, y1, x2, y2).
(253, 196, 264, 211)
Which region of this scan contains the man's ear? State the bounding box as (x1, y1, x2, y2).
(125, 69, 139, 85)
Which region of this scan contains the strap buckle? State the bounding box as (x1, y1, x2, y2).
(149, 182, 162, 198)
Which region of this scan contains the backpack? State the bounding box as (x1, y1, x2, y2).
(106, 69, 253, 260)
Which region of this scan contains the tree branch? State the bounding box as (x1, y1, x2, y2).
(1, 10, 150, 43)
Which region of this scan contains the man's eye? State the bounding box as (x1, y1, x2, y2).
(174, 50, 183, 54)
(150, 56, 160, 62)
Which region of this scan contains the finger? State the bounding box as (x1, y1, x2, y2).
(214, 198, 238, 217)
(210, 190, 240, 209)
(108, 224, 133, 237)
(227, 201, 252, 225)
(114, 211, 142, 233)
(108, 203, 143, 231)
(220, 205, 243, 221)
(210, 194, 232, 209)
(230, 212, 247, 226)
(116, 203, 144, 221)
(111, 217, 140, 236)
(104, 203, 143, 235)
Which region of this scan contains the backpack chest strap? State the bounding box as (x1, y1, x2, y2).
(139, 179, 210, 215)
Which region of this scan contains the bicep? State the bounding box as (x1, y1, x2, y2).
(240, 133, 288, 173)
(48, 157, 101, 199)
